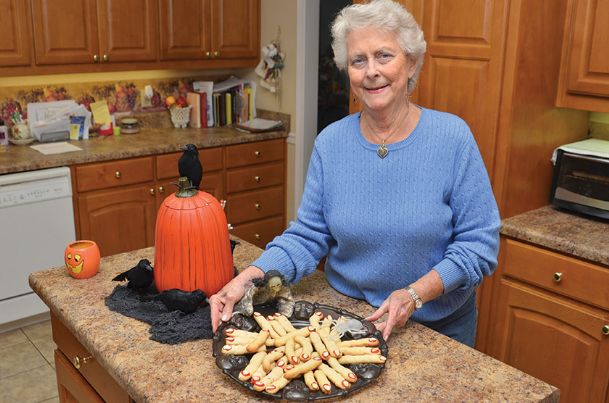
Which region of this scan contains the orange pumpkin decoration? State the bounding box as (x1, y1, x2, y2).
(65, 240, 100, 279)
(154, 178, 233, 296)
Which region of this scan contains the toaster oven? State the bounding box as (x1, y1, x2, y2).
(551, 143, 609, 220)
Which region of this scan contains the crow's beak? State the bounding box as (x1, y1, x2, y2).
(180, 145, 187, 151)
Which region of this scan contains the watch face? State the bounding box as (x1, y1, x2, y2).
(415, 300, 423, 309)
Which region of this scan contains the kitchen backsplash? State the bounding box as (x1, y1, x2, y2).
(0, 74, 229, 127)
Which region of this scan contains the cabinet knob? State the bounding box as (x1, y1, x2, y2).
(220, 199, 227, 209)
(213, 51, 219, 57)
(149, 188, 155, 195)
(553, 272, 562, 283)
(255, 233, 261, 240)
(158, 186, 165, 193)
(115, 170, 121, 179)
(254, 175, 261, 182)
(603, 325, 609, 336)
(254, 151, 261, 157)
(93, 54, 99, 63)
(227, 223, 233, 230)
(255, 203, 261, 210)
(73, 355, 92, 369)
(205, 51, 211, 58)
(102, 54, 109, 62)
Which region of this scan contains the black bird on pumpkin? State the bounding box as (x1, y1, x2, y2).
(147, 289, 208, 314)
(112, 259, 154, 290)
(178, 144, 203, 189)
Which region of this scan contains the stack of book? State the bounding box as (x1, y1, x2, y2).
(188, 77, 256, 128)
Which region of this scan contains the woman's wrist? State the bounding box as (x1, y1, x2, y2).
(237, 265, 265, 285)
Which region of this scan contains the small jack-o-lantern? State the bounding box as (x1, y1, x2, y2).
(65, 240, 100, 279)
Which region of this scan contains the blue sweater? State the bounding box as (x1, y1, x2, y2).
(252, 108, 500, 322)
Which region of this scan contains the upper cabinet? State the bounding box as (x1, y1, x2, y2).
(556, 0, 609, 112)
(0, 0, 32, 67)
(160, 0, 259, 61)
(1, 0, 259, 75)
(31, 0, 157, 65)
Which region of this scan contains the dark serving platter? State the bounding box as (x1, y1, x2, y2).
(212, 300, 388, 401)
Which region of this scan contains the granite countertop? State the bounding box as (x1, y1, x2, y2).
(29, 238, 558, 402)
(0, 110, 289, 175)
(501, 205, 609, 266)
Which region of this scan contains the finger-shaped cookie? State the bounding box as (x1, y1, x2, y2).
(274, 326, 312, 346)
(265, 376, 290, 394)
(319, 315, 333, 337)
(224, 328, 258, 338)
(222, 344, 264, 355)
(252, 366, 284, 391)
(251, 365, 268, 383)
(303, 371, 319, 391)
(284, 355, 323, 380)
(338, 337, 380, 348)
(253, 312, 280, 339)
(339, 346, 381, 356)
(246, 329, 270, 353)
(224, 336, 252, 345)
(320, 333, 341, 358)
(285, 336, 297, 364)
(267, 315, 288, 337)
(327, 357, 357, 383)
(238, 351, 267, 381)
(309, 328, 330, 360)
(338, 354, 387, 365)
(295, 335, 313, 361)
(319, 363, 351, 389)
(291, 347, 303, 365)
(309, 311, 324, 329)
(262, 346, 285, 372)
(313, 369, 332, 394)
(274, 313, 296, 332)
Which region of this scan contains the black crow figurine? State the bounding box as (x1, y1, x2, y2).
(112, 259, 154, 290)
(178, 144, 203, 189)
(148, 289, 208, 314)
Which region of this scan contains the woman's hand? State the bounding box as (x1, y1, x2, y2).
(209, 265, 264, 332)
(365, 289, 415, 341)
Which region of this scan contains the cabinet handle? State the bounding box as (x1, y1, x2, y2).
(255, 233, 261, 240)
(158, 186, 165, 193)
(115, 170, 121, 179)
(553, 272, 562, 283)
(102, 54, 109, 62)
(205, 51, 211, 58)
(73, 355, 93, 369)
(254, 175, 261, 182)
(213, 51, 219, 57)
(227, 223, 233, 230)
(603, 325, 609, 336)
(93, 54, 99, 63)
(220, 199, 227, 209)
(255, 203, 261, 210)
(254, 151, 261, 157)
(149, 188, 155, 195)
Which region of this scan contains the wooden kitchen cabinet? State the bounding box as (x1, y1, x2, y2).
(160, 0, 259, 61)
(31, 0, 157, 66)
(0, 0, 32, 67)
(488, 237, 609, 403)
(556, 0, 609, 112)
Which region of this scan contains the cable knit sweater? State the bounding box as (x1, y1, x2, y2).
(252, 108, 500, 322)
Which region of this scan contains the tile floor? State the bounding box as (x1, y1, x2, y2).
(0, 320, 59, 403)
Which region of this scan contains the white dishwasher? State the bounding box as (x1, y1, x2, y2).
(0, 167, 75, 325)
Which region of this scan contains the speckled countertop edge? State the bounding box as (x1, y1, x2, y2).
(29, 238, 558, 402)
(501, 205, 609, 266)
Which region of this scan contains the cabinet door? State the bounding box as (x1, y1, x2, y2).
(491, 279, 609, 403)
(77, 185, 157, 257)
(97, 0, 158, 62)
(210, 0, 259, 59)
(159, 0, 211, 60)
(156, 171, 224, 210)
(417, 0, 508, 174)
(31, 0, 99, 65)
(563, 0, 609, 98)
(0, 0, 31, 67)
(55, 350, 104, 403)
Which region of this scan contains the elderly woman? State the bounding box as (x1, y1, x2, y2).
(210, 0, 500, 347)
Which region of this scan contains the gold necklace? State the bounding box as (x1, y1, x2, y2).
(363, 103, 411, 159)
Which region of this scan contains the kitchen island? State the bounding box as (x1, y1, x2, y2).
(30, 238, 559, 402)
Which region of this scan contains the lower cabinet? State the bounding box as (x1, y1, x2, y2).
(486, 238, 609, 403)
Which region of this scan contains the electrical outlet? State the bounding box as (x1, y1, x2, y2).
(140, 89, 152, 108)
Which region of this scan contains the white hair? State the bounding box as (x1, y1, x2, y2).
(331, 0, 427, 94)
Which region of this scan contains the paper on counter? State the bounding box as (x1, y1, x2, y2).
(30, 142, 83, 155)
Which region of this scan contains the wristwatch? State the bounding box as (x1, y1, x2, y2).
(406, 286, 423, 310)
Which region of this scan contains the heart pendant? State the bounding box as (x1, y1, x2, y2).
(377, 144, 389, 159)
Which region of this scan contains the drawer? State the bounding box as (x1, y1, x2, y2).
(226, 186, 284, 224)
(51, 312, 131, 402)
(226, 139, 284, 168)
(156, 147, 223, 180)
(55, 350, 103, 402)
(226, 161, 284, 193)
(502, 238, 609, 309)
(231, 216, 286, 248)
(75, 157, 153, 192)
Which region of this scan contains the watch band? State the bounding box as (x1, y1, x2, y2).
(406, 286, 423, 310)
